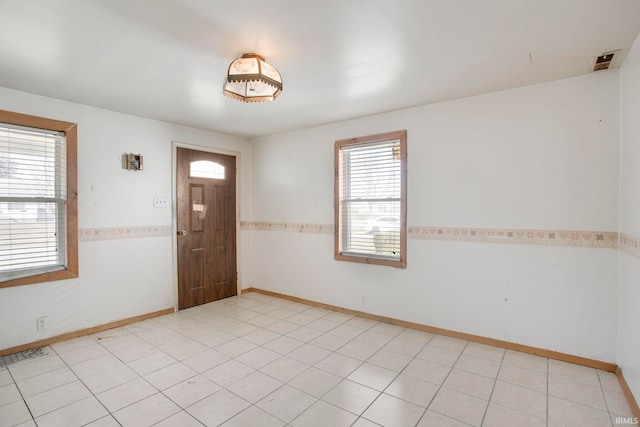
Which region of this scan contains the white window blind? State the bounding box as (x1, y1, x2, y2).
(336, 135, 404, 264)
(0, 124, 68, 281)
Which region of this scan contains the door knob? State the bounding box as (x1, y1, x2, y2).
(177, 230, 187, 236)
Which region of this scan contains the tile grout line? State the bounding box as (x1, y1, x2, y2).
(151, 298, 330, 426)
(139, 312, 249, 426)
(253, 306, 396, 424)
(11, 345, 114, 425)
(547, 363, 622, 419)
(111, 308, 252, 425)
(341, 325, 431, 425)
(547, 358, 550, 427)
(4, 361, 37, 426)
(279, 303, 362, 423)
(197, 301, 526, 426)
(277, 308, 373, 425)
(6, 293, 630, 427)
(50, 336, 125, 426)
(479, 347, 507, 426)
(420, 339, 473, 425)
(54, 318, 200, 426)
(597, 369, 616, 425)
(89, 326, 162, 424)
(247, 301, 374, 425)
(139, 306, 279, 426)
(157, 298, 623, 425)
(250, 290, 626, 422)
(399, 333, 443, 427)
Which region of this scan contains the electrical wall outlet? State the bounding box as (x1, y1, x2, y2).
(361, 296, 367, 305)
(153, 196, 169, 208)
(36, 316, 48, 331)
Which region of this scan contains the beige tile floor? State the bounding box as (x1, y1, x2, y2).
(0, 292, 635, 427)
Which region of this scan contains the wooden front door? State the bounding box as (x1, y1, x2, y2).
(176, 147, 237, 309)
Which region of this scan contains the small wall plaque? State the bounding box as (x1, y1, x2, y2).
(123, 153, 143, 171)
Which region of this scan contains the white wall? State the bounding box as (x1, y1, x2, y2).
(0, 88, 251, 350)
(619, 33, 640, 400)
(250, 72, 620, 362)
(0, 68, 627, 369)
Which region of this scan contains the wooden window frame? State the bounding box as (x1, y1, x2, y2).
(334, 130, 407, 268)
(0, 110, 78, 288)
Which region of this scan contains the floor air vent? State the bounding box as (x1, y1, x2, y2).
(0, 347, 46, 367)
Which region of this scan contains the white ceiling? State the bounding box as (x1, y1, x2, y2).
(1, 0, 640, 139)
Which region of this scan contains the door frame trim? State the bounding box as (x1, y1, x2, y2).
(171, 141, 242, 310)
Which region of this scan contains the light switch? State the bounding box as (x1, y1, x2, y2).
(153, 196, 169, 208)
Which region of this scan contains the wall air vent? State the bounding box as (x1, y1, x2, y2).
(593, 52, 616, 71)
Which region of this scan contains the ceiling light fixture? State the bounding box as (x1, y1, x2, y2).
(223, 53, 282, 103)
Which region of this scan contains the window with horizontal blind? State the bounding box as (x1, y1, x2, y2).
(0, 110, 78, 288)
(335, 130, 407, 268)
